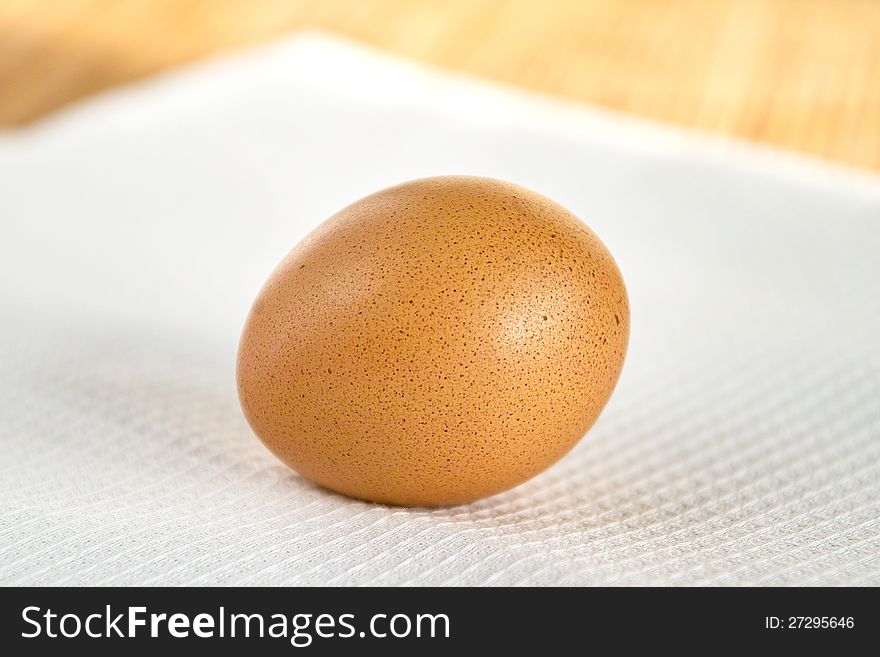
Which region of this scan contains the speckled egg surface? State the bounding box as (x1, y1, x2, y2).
(237, 176, 629, 506)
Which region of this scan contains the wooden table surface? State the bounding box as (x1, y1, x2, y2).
(1, 0, 878, 172)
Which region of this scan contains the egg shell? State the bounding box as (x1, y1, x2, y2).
(237, 176, 629, 506)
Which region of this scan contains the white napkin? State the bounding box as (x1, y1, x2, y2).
(1, 33, 878, 586)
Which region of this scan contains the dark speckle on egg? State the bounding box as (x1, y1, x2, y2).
(237, 176, 629, 506)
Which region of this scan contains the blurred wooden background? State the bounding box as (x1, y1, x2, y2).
(1, 0, 878, 171)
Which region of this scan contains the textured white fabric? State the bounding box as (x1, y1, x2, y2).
(1, 34, 879, 587)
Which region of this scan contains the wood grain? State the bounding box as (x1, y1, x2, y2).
(1, 0, 878, 171)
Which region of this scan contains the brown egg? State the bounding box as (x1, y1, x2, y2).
(237, 176, 629, 506)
